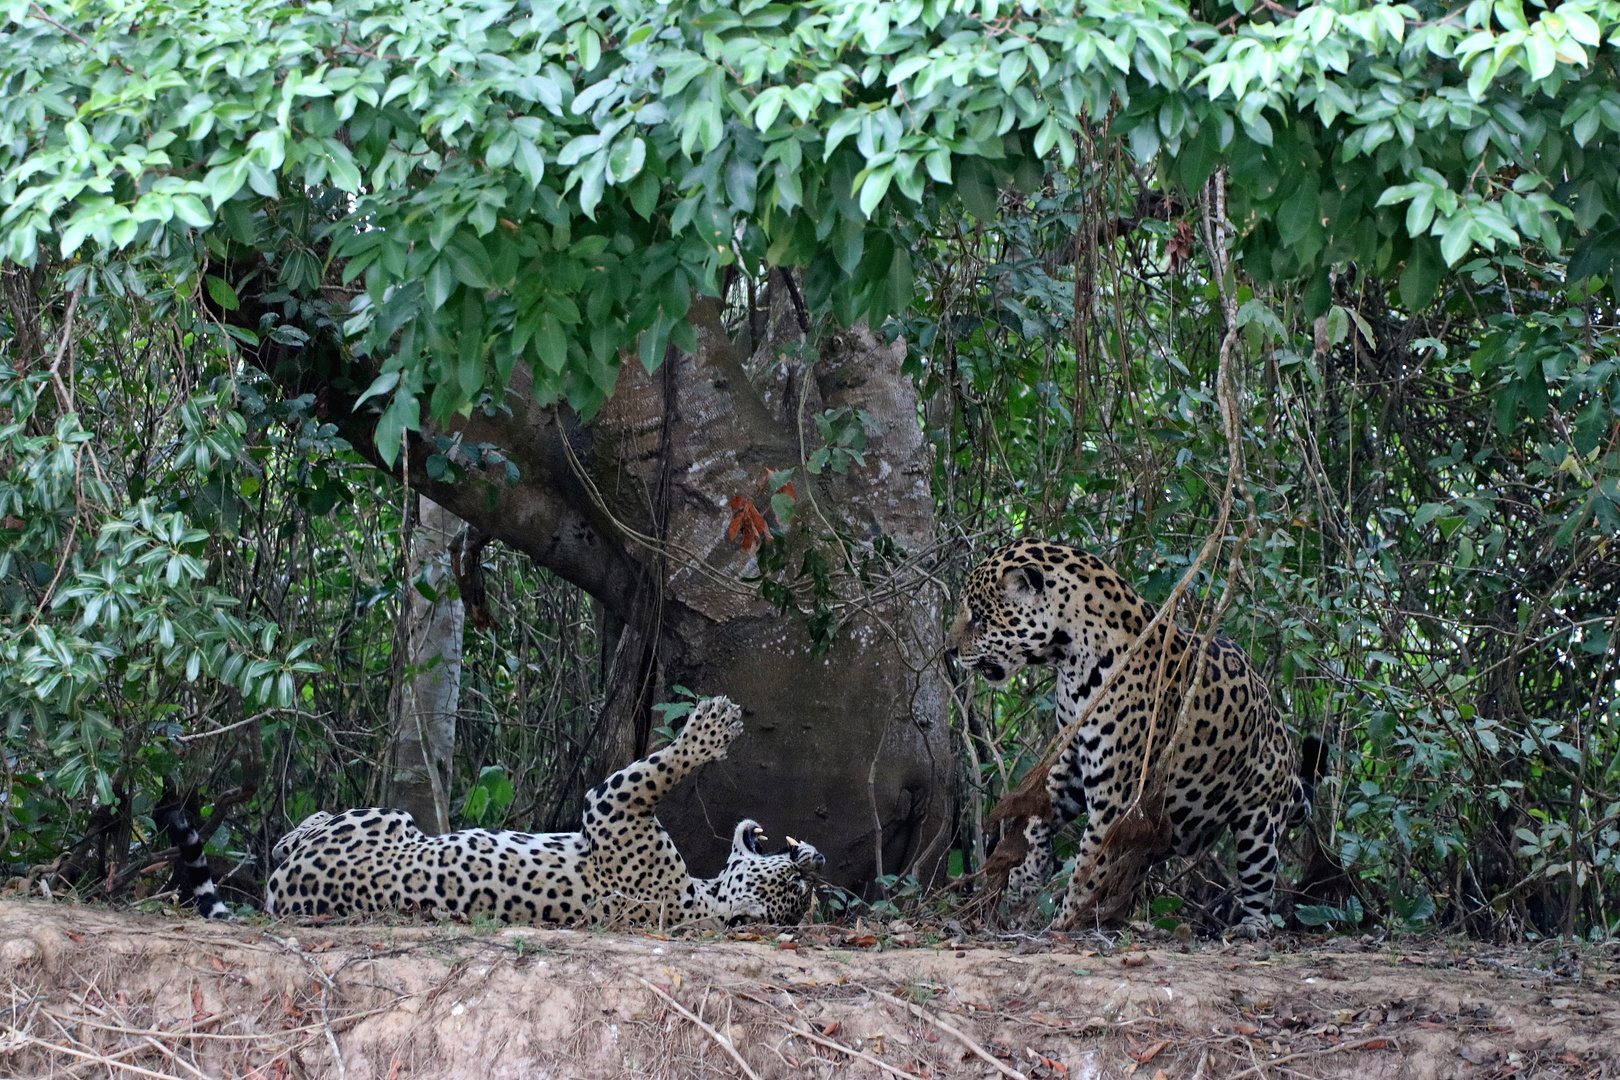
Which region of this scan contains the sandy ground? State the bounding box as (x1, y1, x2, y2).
(0, 899, 1615, 1079)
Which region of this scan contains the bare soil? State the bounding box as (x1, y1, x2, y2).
(0, 899, 1615, 1079)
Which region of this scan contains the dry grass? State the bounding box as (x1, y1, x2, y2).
(0, 900, 1616, 1079)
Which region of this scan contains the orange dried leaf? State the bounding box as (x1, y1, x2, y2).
(1130, 1039, 1171, 1063)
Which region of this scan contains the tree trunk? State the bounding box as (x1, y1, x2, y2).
(337, 297, 952, 893)
(389, 495, 465, 834)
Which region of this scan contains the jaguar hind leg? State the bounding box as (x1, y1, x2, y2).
(581, 696, 743, 832)
(582, 695, 743, 925)
(1225, 806, 1285, 939)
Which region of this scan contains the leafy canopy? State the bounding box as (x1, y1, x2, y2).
(3, 0, 1619, 459)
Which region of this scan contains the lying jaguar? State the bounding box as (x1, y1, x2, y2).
(949, 539, 1321, 936)
(172, 696, 825, 926)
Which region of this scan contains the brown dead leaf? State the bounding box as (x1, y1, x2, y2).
(1120, 953, 1148, 968)
(1129, 1039, 1171, 1063)
(845, 934, 880, 948)
(1027, 1050, 1068, 1076)
(820, 1021, 838, 1037)
(1234, 1024, 1259, 1035)
(1360, 1038, 1392, 1050)
(210, 955, 225, 973)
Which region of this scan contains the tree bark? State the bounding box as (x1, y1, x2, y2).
(389, 495, 465, 834)
(327, 298, 952, 892)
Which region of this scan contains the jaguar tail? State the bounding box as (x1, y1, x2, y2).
(1287, 734, 1329, 829)
(161, 809, 233, 920)
(1300, 734, 1327, 804)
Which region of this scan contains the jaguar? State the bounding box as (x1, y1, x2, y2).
(177, 697, 824, 927)
(948, 539, 1321, 935)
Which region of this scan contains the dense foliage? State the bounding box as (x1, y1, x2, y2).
(1, 0, 1618, 936)
(4, 0, 1618, 435)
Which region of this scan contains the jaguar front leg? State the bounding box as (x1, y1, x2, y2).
(1052, 757, 1153, 932)
(1005, 744, 1087, 921)
(1003, 816, 1057, 925)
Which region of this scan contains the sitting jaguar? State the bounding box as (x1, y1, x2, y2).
(948, 540, 1320, 936)
(181, 696, 824, 926)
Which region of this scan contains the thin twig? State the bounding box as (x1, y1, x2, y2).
(633, 975, 762, 1080)
(175, 709, 324, 742)
(43, 1000, 409, 1042)
(866, 989, 1026, 1080)
(28, 2, 131, 70)
(133, 1035, 210, 1080)
(1224, 1037, 1396, 1078)
(777, 1021, 927, 1080)
(320, 985, 347, 1080)
(46, 283, 82, 411)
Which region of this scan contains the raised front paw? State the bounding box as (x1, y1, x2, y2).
(676, 695, 745, 763)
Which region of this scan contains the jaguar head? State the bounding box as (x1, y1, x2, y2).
(717, 819, 825, 925)
(946, 540, 1063, 687)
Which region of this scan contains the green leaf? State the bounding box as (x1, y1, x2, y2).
(536, 312, 567, 372)
(205, 275, 240, 312)
(858, 165, 893, 218)
(1277, 180, 1319, 247)
(515, 138, 546, 187)
(443, 232, 494, 289)
(171, 195, 213, 229)
(955, 157, 998, 220)
(1399, 240, 1442, 311)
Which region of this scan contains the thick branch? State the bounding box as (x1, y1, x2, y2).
(334, 369, 642, 620)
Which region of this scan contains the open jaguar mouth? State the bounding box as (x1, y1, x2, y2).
(976, 660, 1008, 684)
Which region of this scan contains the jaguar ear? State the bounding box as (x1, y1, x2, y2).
(1002, 565, 1045, 598)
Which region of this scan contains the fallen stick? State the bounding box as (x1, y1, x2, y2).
(1224, 1036, 1396, 1078)
(777, 1021, 925, 1080)
(633, 975, 762, 1080)
(867, 989, 1027, 1080)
